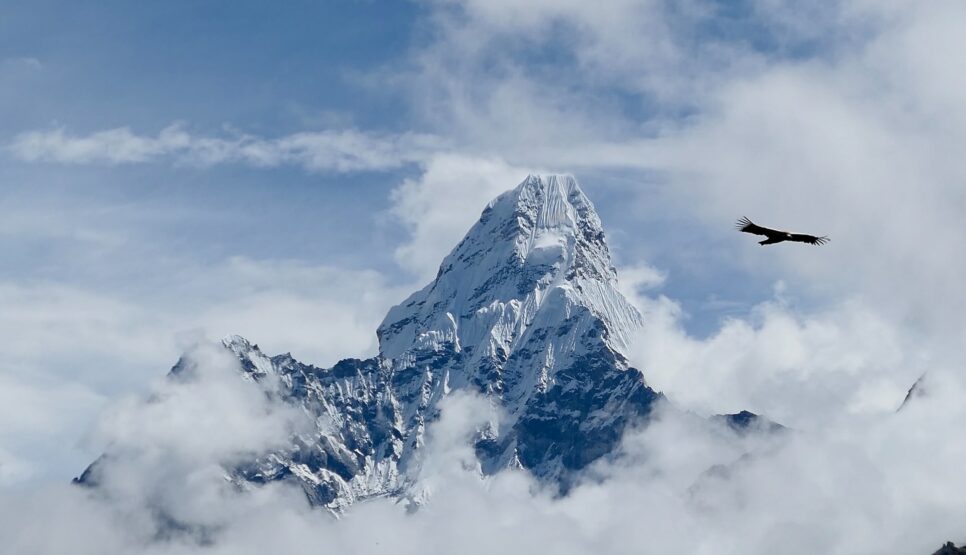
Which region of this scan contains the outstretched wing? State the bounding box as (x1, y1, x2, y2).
(736, 216, 780, 237)
(788, 233, 830, 245)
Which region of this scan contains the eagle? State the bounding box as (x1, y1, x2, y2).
(736, 216, 829, 246)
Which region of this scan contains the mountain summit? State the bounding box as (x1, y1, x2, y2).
(374, 174, 656, 482)
(79, 174, 663, 511)
(379, 174, 643, 364)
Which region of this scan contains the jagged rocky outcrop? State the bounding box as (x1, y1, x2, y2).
(79, 175, 670, 510)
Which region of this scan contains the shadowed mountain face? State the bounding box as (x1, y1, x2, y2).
(80, 175, 664, 510)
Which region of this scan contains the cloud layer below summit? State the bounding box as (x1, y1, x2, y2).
(2, 350, 965, 555)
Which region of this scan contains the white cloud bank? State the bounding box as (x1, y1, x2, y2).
(1, 346, 965, 555)
(625, 288, 927, 430)
(0, 257, 409, 485)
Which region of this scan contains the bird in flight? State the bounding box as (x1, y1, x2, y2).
(736, 216, 829, 246)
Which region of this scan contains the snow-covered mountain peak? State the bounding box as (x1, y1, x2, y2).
(491, 173, 593, 232)
(377, 175, 642, 444)
(220, 334, 274, 377)
(82, 175, 665, 511)
(484, 173, 610, 278)
(377, 174, 642, 373)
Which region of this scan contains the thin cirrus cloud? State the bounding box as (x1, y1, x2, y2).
(7, 125, 442, 173)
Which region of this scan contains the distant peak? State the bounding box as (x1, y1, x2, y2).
(220, 334, 274, 376)
(222, 334, 254, 351)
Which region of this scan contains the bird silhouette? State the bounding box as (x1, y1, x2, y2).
(736, 216, 829, 246)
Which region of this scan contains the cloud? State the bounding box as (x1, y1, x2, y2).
(616, 262, 667, 294)
(192, 257, 406, 364)
(91, 341, 305, 466)
(0, 257, 400, 378)
(374, 0, 966, 343)
(625, 17, 966, 337)
(390, 0, 966, 353)
(80, 341, 310, 536)
(0, 374, 103, 486)
(8, 125, 441, 172)
(0, 283, 175, 372)
(0, 341, 313, 552)
(396, 0, 858, 159)
(0, 257, 407, 485)
(389, 153, 534, 280)
(3, 368, 966, 555)
(0, 57, 43, 72)
(624, 289, 926, 429)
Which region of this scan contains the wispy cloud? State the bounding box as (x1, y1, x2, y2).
(8, 125, 442, 172)
(1, 57, 43, 71)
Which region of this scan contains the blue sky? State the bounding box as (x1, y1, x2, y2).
(3, 0, 966, 490)
(0, 1, 420, 130)
(1, 0, 423, 270)
(0, 0, 781, 315)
